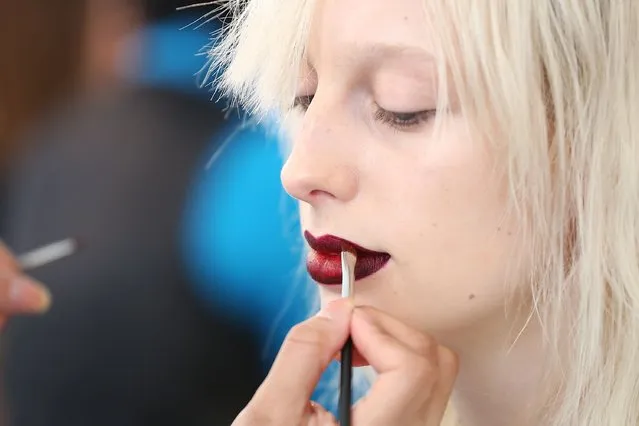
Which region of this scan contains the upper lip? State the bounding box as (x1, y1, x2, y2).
(304, 231, 387, 255)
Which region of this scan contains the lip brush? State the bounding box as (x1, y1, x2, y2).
(339, 247, 356, 426)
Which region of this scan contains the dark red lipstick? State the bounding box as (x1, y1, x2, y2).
(304, 231, 390, 285)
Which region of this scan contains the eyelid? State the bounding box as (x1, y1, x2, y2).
(291, 93, 436, 130)
(373, 105, 437, 129)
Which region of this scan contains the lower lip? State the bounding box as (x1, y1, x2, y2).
(306, 250, 390, 285)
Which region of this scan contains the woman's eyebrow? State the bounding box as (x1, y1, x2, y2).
(306, 41, 434, 71)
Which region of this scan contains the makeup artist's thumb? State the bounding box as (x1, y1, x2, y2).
(0, 274, 52, 314)
(235, 299, 352, 424)
(0, 242, 51, 314)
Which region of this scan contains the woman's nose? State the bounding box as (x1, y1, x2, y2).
(281, 109, 359, 206)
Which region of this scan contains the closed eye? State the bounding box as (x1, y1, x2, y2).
(292, 93, 436, 131)
(373, 107, 437, 130)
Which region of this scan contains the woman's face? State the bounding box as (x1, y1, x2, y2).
(282, 0, 525, 338)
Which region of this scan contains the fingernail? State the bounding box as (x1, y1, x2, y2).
(10, 276, 52, 312)
(317, 298, 353, 320)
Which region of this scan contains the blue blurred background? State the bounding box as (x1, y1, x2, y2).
(0, 2, 339, 425)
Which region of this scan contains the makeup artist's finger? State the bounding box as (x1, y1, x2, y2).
(335, 306, 430, 367)
(424, 346, 459, 425)
(236, 299, 352, 424)
(354, 306, 440, 363)
(0, 273, 52, 314)
(0, 242, 20, 271)
(334, 347, 368, 366)
(351, 308, 458, 425)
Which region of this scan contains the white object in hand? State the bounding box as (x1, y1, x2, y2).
(18, 238, 78, 271)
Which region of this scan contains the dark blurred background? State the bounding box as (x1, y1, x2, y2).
(0, 1, 311, 425)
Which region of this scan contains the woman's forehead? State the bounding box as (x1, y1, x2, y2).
(305, 0, 435, 69)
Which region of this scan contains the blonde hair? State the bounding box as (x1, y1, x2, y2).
(210, 1, 639, 425)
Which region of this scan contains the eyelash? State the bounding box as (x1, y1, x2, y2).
(292, 95, 436, 130)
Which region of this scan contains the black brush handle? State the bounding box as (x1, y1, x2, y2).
(338, 337, 353, 426)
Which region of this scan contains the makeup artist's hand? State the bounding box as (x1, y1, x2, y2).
(0, 243, 51, 327)
(232, 299, 459, 426)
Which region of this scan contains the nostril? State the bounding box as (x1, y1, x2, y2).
(309, 189, 335, 199)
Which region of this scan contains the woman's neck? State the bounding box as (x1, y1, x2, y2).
(444, 313, 547, 426)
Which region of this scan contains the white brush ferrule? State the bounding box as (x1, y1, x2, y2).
(340, 250, 357, 298)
